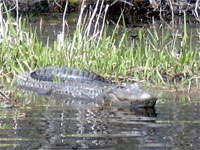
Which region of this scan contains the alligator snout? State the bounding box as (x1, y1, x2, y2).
(98, 83, 157, 108)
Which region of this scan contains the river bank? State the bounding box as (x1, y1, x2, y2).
(0, 3, 200, 102)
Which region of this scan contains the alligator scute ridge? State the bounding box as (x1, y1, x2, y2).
(16, 67, 157, 108)
(30, 66, 112, 84)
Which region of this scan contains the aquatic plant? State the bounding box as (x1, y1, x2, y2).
(0, 2, 200, 91)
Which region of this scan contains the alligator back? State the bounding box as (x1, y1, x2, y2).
(16, 72, 108, 104)
(30, 66, 112, 84)
(16, 67, 157, 108)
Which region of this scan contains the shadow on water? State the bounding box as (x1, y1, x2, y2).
(0, 92, 200, 149)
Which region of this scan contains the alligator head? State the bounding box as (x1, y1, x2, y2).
(97, 83, 157, 108)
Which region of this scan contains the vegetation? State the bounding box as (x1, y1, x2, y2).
(0, 3, 200, 96)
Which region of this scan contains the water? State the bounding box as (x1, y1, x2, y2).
(4, 13, 199, 149)
(0, 92, 200, 149)
(28, 13, 200, 45)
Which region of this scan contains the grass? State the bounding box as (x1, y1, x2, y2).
(0, 4, 200, 93)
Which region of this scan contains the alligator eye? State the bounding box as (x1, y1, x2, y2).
(117, 85, 126, 89)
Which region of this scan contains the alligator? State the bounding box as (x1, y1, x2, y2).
(16, 66, 157, 108)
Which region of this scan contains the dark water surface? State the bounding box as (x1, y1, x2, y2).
(0, 92, 200, 150)
(28, 13, 200, 46)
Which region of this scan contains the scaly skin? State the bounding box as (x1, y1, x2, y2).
(16, 67, 157, 108)
(30, 66, 111, 84)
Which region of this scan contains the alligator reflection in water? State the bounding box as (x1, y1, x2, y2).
(0, 96, 157, 149)
(1, 93, 200, 149)
(38, 105, 157, 149)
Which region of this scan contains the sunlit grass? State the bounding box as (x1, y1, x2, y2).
(0, 4, 200, 90)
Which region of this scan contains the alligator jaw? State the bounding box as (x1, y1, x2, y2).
(115, 90, 157, 108)
(98, 83, 157, 108)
